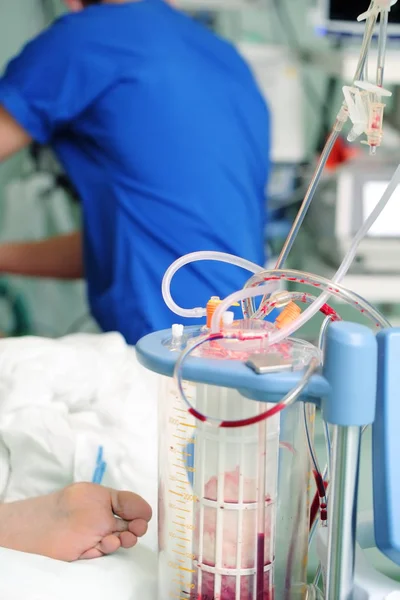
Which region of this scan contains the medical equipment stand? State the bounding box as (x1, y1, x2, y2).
(139, 319, 400, 599)
(321, 323, 377, 599)
(326, 425, 361, 599)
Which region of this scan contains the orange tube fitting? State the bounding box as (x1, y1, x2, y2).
(206, 296, 222, 329)
(206, 296, 240, 329)
(275, 301, 302, 330)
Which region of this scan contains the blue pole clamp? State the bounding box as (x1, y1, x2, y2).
(373, 329, 400, 566)
(322, 322, 377, 427)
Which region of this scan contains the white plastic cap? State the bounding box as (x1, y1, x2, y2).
(172, 324, 184, 339)
(222, 311, 234, 327)
(358, 0, 396, 21)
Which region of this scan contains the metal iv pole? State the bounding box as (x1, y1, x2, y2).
(322, 323, 377, 599)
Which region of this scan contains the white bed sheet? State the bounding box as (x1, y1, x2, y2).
(0, 332, 159, 600)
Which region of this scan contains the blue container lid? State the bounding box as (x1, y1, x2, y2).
(136, 327, 329, 404)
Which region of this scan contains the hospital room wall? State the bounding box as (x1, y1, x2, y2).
(221, 0, 333, 159)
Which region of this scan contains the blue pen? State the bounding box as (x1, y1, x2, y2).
(92, 446, 107, 485)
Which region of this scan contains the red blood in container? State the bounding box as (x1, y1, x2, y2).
(193, 469, 274, 599)
(257, 533, 265, 599)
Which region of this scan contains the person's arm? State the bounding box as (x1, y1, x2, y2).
(0, 24, 117, 281)
(0, 106, 31, 161)
(0, 107, 82, 280)
(0, 232, 83, 279)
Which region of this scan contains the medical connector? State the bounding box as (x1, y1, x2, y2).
(222, 310, 234, 327)
(206, 296, 221, 329)
(170, 323, 184, 351)
(343, 86, 369, 143)
(357, 2, 380, 22)
(357, 0, 394, 22)
(366, 101, 385, 154)
(333, 1, 393, 155)
(275, 302, 302, 330)
(354, 81, 392, 154)
(165, 152, 400, 344)
(343, 82, 392, 151)
(268, 290, 292, 309)
(206, 296, 239, 329)
(172, 323, 184, 341)
(335, 103, 350, 131)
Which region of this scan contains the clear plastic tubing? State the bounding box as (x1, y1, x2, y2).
(246, 271, 390, 329)
(230, 163, 400, 342)
(163, 21, 394, 336)
(265, 291, 341, 321)
(173, 333, 318, 427)
(161, 15, 381, 327)
(247, 8, 376, 317)
(161, 251, 266, 319)
(318, 315, 334, 353)
(336, 163, 400, 280)
(162, 254, 390, 334)
(211, 269, 391, 334)
(272, 8, 376, 274)
(356, 10, 378, 82)
(274, 126, 341, 269)
(377, 9, 389, 87)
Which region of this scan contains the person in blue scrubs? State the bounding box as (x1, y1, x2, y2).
(0, 0, 269, 560)
(0, 0, 269, 345)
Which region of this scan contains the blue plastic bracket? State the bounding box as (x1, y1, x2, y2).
(373, 328, 400, 566)
(322, 322, 377, 426)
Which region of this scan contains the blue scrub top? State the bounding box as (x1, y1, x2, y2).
(0, 0, 270, 344)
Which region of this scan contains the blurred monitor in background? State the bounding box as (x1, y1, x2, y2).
(319, 0, 400, 35)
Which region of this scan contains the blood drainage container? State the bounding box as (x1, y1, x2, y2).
(136, 325, 323, 600)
